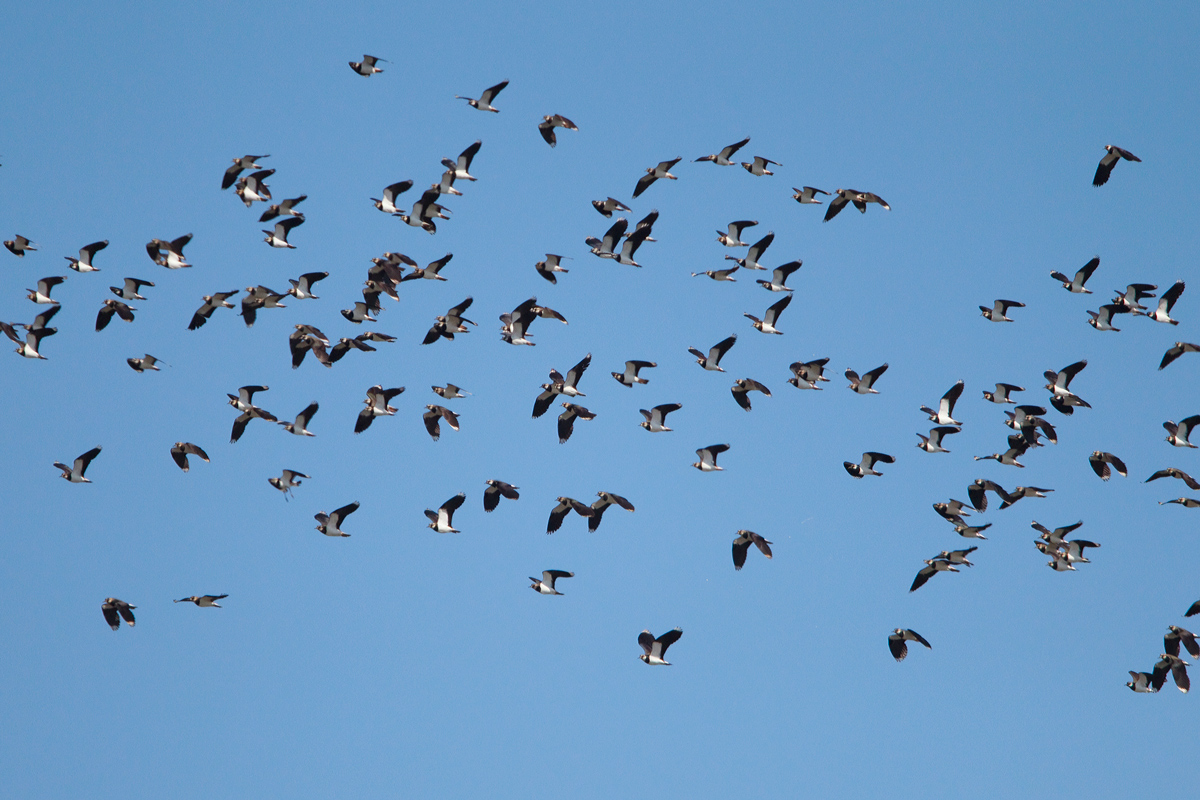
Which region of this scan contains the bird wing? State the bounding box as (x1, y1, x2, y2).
(763, 293, 792, 326)
(479, 80, 508, 105)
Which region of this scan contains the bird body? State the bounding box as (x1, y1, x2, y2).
(315, 501, 359, 537)
(1093, 145, 1141, 187)
(639, 403, 681, 432)
(456, 80, 508, 112)
(530, 570, 573, 594)
(425, 492, 466, 533)
(54, 446, 102, 483)
(638, 627, 683, 665)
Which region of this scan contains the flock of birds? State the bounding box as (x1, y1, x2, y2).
(5, 61, 1198, 678)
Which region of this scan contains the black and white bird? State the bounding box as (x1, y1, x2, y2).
(732, 530, 772, 570)
(109, 277, 154, 301)
(227, 384, 272, 413)
(235, 169, 275, 206)
(398, 188, 446, 234)
(423, 297, 476, 344)
(101, 598, 136, 630)
(426, 492, 466, 533)
(731, 378, 771, 411)
(639, 403, 682, 432)
(188, 291, 238, 330)
(499, 297, 540, 346)
(285, 271, 327, 300)
(586, 217, 628, 259)
(588, 491, 635, 532)
(916, 426, 961, 453)
(144, 234, 193, 269)
(422, 405, 460, 441)
(1144, 468, 1200, 491)
(538, 114, 578, 146)
(1165, 626, 1200, 660)
(1163, 415, 1200, 448)
(1086, 303, 1131, 332)
(968, 478, 1012, 512)
(792, 186, 830, 204)
(170, 442, 209, 472)
(1126, 671, 1157, 693)
(65, 240, 108, 272)
(28, 276, 66, 304)
(691, 265, 740, 281)
(349, 54, 387, 75)
(724, 231, 774, 271)
(788, 358, 831, 390)
(532, 353, 592, 417)
(279, 402, 318, 436)
(1050, 257, 1100, 293)
(999, 485, 1053, 510)
(980, 299, 1025, 322)
(844, 451, 894, 478)
(845, 363, 888, 394)
(263, 217, 304, 249)
(1092, 145, 1141, 187)
(824, 189, 890, 222)
(355, 386, 404, 434)
(269, 469, 309, 499)
(695, 137, 750, 165)
(315, 501, 359, 537)
(12, 306, 58, 359)
(888, 629, 931, 662)
(638, 628, 683, 665)
(591, 197, 631, 217)
(174, 594, 228, 607)
(1151, 654, 1189, 693)
(741, 156, 780, 176)
(260, 195, 307, 222)
(127, 354, 165, 372)
(400, 253, 454, 282)
(974, 434, 1030, 468)
(222, 154, 268, 190)
(689, 334, 737, 371)
(1044, 359, 1088, 402)
(716, 219, 758, 247)
(432, 384, 470, 400)
(442, 140, 482, 182)
(1159, 342, 1200, 370)
(745, 293, 792, 334)
(1143, 280, 1185, 325)
(534, 254, 570, 284)
(5, 235, 37, 256)
(1112, 283, 1157, 312)
(546, 496, 594, 534)
(692, 443, 729, 472)
(920, 380, 964, 425)
(484, 479, 519, 512)
(54, 446, 102, 483)
(1088, 451, 1127, 480)
(633, 158, 682, 198)
(456, 80, 508, 112)
(557, 403, 596, 443)
(756, 260, 802, 292)
(96, 299, 136, 331)
(982, 382, 1024, 404)
(372, 180, 414, 214)
(954, 522, 992, 540)
(612, 360, 656, 387)
(530, 570, 573, 595)
(1160, 497, 1200, 509)
(910, 559, 958, 592)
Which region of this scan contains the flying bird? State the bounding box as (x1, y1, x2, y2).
(588, 491, 635, 532)
(455, 80, 509, 112)
(484, 479, 519, 512)
(1092, 145, 1141, 187)
(101, 598, 136, 630)
(732, 529, 772, 570)
(422, 405, 460, 441)
(372, 180, 414, 214)
(530, 570, 573, 595)
(982, 382, 1024, 403)
(315, 501, 359, 537)
(730, 378, 771, 411)
(5, 235, 37, 256)
(1088, 451, 1127, 480)
(724, 231, 774, 271)
(844, 451, 894, 478)
(792, 186, 830, 204)
(279, 402, 319, 436)
(188, 290, 238, 330)
(127, 354, 166, 372)
(235, 169, 275, 206)
(538, 114, 578, 146)
(639, 403, 682, 432)
(756, 260, 802, 292)
(442, 140, 482, 182)
(1143, 280, 1185, 325)
(263, 217, 304, 249)
(170, 442, 209, 472)
(592, 197, 631, 217)
(1144, 468, 1200, 490)
(695, 137, 750, 165)
(824, 189, 890, 221)
(916, 426, 961, 453)
(633, 158, 682, 199)
(638, 628, 683, 665)
(426, 492, 466, 533)
(174, 594, 228, 607)
(95, 299, 136, 331)
(612, 360, 656, 387)
(1159, 342, 1200, 370)
(744, 293, 792, 334)
(1050, 257, 1100, 293)
(980, 299, 1025, 322)
(920, 380, 964, 425)
(692, 443, 729, 472)
(716, 219, 758, 247)
(54, 446, 102, 483)
(741, 156, 780, 176)
(260, 195, 307, 222)
(355, 386, 404, 433)
(788, 358, 831, 390)
(221, 154, 268, 190)
(534, 253, 570, 284)
(910, 559, 958, 592)
(349, 54, 387, 76)
(146, 233, 193, 268)
(109, 277, 154, 301)
(65, 240, 108, 272)
(846, 363, 889, 394)
(269, 469, 309, 499)
(546, 496, 594, 534)
(888, 629, 931, 662)
(1164, 415, 1200, 448)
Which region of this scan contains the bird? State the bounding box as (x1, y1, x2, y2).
(530, 570, 574, 595)
(260, 195, 307, 222)
(315, 501, 359, 537)
(456, 80, 509, 112)
(234, 169, 275, 206)
(269, 469, 309, 499)
(1165, 626, 1200, 660)
(426, 492, 466, 533)
(731, 378, 771, 411)
(982, 382, 1024, 404)
(910, 559, 958, 592)
(638, 628, 683, 665)
(888, 629, 931, 661)
(612, 225, 651, 267)
(745, 293, 792, 334)
(341, 302, 376, 325)
(845, 363, 889, 394)
(968, 478, 1012, 511)
(741, 156, 780, 176)
(639, 403, 682, 432)
(1092, 145, 1141, 187)
(999, 486, 1053, 510)
(170, 442, 209, 472)
(1143, 280, 1185, 325)
(824, 189, 890, 221)
(1088, 451, 1127, 480)
(126, 354, 166, 372)
(174, 594, 228, 607)
(101, 598, 136, 630)
(1050, 256, 1100, 293)
(695, 137, 750, 165)
(934, 500, 973, 523)
(532, 353, 592, 417)
(95, 299, 136, 331)
(54, 446, 102, 483)
(732, 529, 773, 570)
(792, 186, 830, 204)
(65, 240, 108, 272)
(723, 231, 774, 271)
(1112, 283, 1158, 312)
(285, 271, 327, 300)
(109, 277, 154, 301)
(716, 219, 758, 247)
(689, 334, 737, 371)
(612, 360, 656, 387)
(980, 299, 1025, 322)
(844, 452, 894, 478)
(586, 216, 628, 259)
(499, 297, 540, 346)
(591, 197, 631, 217)
(442, 140, 482, 182)
(279, 402, 318, 436)
(4, 235, 37, 256)
(221, 154, 268, 190)
(1187, 600, 1200, 618)
(756, 260, 802, 292)
(1160, 497, 1200, 509)
(1044, 359, 1088, 401)
(546, 496, 594, 534)
(27, 276, 67, 305)
(1031, 520, 1083, 548)
(11, 306, 59, 359)
(557, 403, 596, 443)
(349, 54, 387, 75)
(483, 479, 519, 512)
(1159, 342, 1200, 370)
(422, 405, 460, 441)
(1151, 654, 1189, 693)
(633, 158, 682, 198)
(954, 522, 992, 539)
(534, 254, 570, 284)
(1126, 671, 1158, 693)
(400, 253, 454, 282)
(692, 443, 730, 472)
(188, 290, 238, 330)
(920, 380, 965, 425)
(691, 265, 740, 281)
(146, 233, 193, 268)
(1144, 468, 1200, 490)
(974, 434, 1030, 468)
(355, 386, 404, 433)
(1087, 303, 1131, 331)
(588, 491, 635, 532)
(538, 114, 578, 146)
(263, 217, 304, 248)
(372, 180, 414, 214)
(788, 358, 831, 390)
(916, 426, 961, 453)
(1164, 415, 1200, 448)
(432, 384, 470, 400)
(230, 407, 276, 443)
(398, 188, 445, 233)
(423, 297, 477, 345)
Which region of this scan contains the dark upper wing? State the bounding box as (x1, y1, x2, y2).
(633, 173, 656, 199)
(657, 628, 683, 654)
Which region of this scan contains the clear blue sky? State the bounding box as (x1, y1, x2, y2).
(2, 2, 1198, 798)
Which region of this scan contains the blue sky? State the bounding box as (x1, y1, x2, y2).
(2, 2, 1199, 798)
